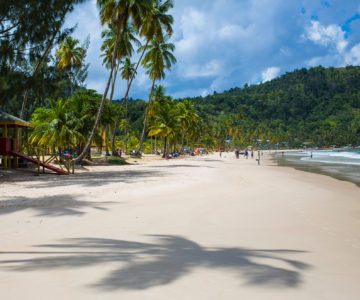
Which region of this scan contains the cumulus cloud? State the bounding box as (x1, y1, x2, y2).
(303, 20, 348, 53)
(344, 44, 360, 65)
(261, 67, 280, 82)
(304, 20, 360, 68)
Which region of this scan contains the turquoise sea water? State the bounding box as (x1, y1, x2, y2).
(274, 150, 360, 187)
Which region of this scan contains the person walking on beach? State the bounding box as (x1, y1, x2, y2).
(310, 152, 313, 159)
(256, 151, 261, 165)
(245, 150, 248, 159)
(251, 150, 254, 159)
(235, 150, 239, 159)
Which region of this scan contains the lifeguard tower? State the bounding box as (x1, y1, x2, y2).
(0, 110, 33, 168)
(0, 111, 71, 175)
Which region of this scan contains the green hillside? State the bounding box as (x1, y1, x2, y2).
(186, 66, 360, 148)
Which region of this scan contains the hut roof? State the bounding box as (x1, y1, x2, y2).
(0, 111, 34, 128)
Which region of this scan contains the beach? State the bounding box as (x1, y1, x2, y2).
(0, 152, 360, 299)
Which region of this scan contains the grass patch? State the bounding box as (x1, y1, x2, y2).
(108, 156, 129, 165)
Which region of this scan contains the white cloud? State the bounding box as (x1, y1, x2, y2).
(261, 67, 280, 82)
(304, 20, 348, 53)
(304, 20, 360, 68)
(183, 60, 221, 78)
(344, 44, 360, 65)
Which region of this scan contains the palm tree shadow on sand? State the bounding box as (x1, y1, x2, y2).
(0, 235, 310, 291)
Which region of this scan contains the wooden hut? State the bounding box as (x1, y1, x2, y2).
(0, 111, 34, 168)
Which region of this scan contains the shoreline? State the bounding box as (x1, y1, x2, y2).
(271, 151, 360, 187)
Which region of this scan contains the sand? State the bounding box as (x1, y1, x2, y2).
(0, 152, 359, 299)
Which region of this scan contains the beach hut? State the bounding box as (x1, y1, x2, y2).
(0, 111, 34, 168)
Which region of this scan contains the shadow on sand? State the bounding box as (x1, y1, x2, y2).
(0, 162, 216, 189)
(0, 235, 310, 291)
(0, 168, 166, 189)
(0, 194, 116, 217)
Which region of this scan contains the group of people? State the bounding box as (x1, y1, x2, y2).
(233, 149, 263, 165)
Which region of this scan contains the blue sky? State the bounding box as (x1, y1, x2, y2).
(64, 0, 360, 100)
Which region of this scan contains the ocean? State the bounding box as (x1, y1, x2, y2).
(274, 149, 360, 187)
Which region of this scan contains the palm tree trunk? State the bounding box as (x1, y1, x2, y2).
(121, 40, 149, 106)
(20, 0, 72, 120)
(105, 62, 120, 156)
(137, 79, 155, 155)
(74, 23, 122, 164)
(111, 119, 119, 156)
(181, 129, 185, 153)
(105, 125, 110, 156)
(162, 136, 167, 158)
(109, 60, 119, 104)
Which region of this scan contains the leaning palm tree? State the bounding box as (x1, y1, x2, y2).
(74, 0, 152, 163)
(137, 36, 176, 154)
(101, 22, 140, 155)
(121, 0, 174, 106)
(101, 22, 140, 103)
(56, 36, 86, 95)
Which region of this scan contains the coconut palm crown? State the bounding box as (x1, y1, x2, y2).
(141, 35, 176, 81)
(56, 36, 85, 70)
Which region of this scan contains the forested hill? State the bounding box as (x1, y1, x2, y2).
(187, 66, 360, 147)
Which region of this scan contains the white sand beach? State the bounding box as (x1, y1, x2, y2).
(0, 152, 360, 299)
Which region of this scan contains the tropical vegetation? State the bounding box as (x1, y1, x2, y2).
(1, 1, 360, 165)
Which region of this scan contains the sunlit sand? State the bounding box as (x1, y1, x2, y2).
(0, 152, 359, 299)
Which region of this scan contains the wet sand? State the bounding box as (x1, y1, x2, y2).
(0, 152, 359, 299)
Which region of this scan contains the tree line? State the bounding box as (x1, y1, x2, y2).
(120, 66, 360, 150)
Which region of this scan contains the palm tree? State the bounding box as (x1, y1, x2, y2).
(101, 22, 139, 156)
(101, 22, 140, 103)
(56, 36, 86, 95)
(112, 57, 136, 155)
(74, 0, 151, 163)
(30, 99, 84, 150)
(177, 100, 198, 152)
(121, 0, 174, 106)
(148, 102, 181, 157)
(136, 36, 176, 154)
